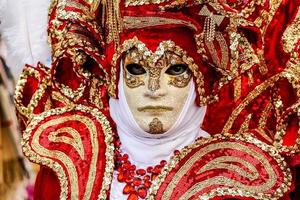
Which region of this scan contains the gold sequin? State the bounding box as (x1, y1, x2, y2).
(22, 105, 114, 200)
(148, 134, 292, 200)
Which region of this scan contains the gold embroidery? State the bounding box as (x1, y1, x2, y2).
(199, 5, 225, 41)
(123, 16, 197, 31)
(198, 156, 259, 180)
(205, 31, 229, 71)
(22, 105, 114, 200)
(89, 78, 104, 109)
(257, 102, 274, 142)
(84, 0, 101, 14)
(102, 0, 122, 43)
(222, 72, 283, 134)
(233, 76, 242, 101)
(164, 142, 277, 199)
(32, 115, 97, 200)
(48, 127, 85, 159)
(274, 101, 300, 154)
(56, 0, 95, 20)
(148, 134, 292, 200)
(282, 4, 300, 54)
(55, 82, 86, 102)
(52, 91, 74, 106)
(14, 66, 50, 119)
(125, 0, 170, 7)
(239, 36, 260, 73)
(149, 118, 164, 134)
(238, 114, 252, 133)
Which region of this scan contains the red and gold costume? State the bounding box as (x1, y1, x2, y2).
(14, 0, 300, 199)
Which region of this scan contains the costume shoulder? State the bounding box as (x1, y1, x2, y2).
(15, 62, 115, 200)
(148, 134, 293, 200)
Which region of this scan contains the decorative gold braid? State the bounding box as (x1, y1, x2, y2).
(104, 0, 123, 44)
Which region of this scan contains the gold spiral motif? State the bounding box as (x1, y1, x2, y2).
(148, 134, 292, 200)
(32, 115, 98, 200)
(22, 105, 114, 200)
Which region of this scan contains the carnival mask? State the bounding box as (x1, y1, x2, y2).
(123, 47, 192, 134)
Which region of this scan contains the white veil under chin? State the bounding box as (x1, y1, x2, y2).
(109, 65, 210, 167)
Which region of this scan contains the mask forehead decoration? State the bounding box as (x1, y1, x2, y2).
(110, 37, 210, 105)
(123, 40, 192, 91)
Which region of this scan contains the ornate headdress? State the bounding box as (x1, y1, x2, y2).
(14, 0, 300, 199)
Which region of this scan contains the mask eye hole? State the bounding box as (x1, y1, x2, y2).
(125, 63, 146, 75)
(165, 64, 188, 76)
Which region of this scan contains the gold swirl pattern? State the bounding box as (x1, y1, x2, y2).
(48, 127, 85, 159)
(148, 134, 292, 200)
(22, 105, 114, 200)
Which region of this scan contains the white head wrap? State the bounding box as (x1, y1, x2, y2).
(109, 66, 210, 199)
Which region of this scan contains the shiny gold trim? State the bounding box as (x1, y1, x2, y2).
(165, 142, 277, 200)
(125, 0, 170, 7)
(22, 105, 114, 200)
(48, 127, 85, 159)
(233, 76, 242, 101)
(222, 72, 283, 134)
(282, 9, 300, 56)
(238, 114, 252, 133)
(51, 91, 74, 106)
(124, 16, 197, 31)
(89, 78, 104, 109)
(14, 66, 50, 119)
(148, 134, 292, 200)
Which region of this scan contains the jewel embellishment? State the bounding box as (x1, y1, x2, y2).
(199, 5, 225, 41)
(114, 137, 177, 199)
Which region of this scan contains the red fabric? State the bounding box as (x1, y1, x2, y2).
(15, 0, 300, 199)
(34, 166, 60, 200)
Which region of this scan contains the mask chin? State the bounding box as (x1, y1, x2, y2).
(123, 71, 191, 135)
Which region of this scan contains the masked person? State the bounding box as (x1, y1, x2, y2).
(14, 0, 300, 199)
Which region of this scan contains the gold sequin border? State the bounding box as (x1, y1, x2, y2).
(22, 105, 114, 200)
(147, 133, 292, 199)
(14, 64, 50, 119)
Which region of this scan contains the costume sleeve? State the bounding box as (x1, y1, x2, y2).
(34, 166, 61, 200)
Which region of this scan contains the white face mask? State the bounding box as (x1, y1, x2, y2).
(123, 49, 192, 134)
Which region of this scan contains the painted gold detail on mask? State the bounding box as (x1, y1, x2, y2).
(123, 71, 145, 88)
(123, 43, 192, 92)
(138, 106, 173, 113)
(148, 59, 164, 92)
(149, 118, 164, 134)
(123, 49, 146, 88)
(168, 70, 192, 88)
(111, 37, 215, 105)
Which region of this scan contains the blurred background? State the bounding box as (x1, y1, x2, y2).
(0, 0, 52, 199)
(0, 36, 37, 200)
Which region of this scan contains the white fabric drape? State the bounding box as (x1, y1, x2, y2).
(109, 66, 209, 199)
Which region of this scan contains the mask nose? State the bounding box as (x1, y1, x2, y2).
(147, 66, 161, 92)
